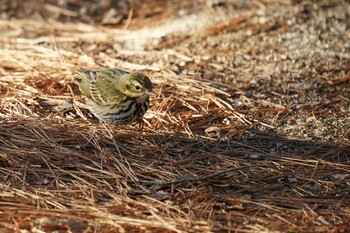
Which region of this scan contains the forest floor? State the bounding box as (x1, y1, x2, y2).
(0, 0, 349, 232)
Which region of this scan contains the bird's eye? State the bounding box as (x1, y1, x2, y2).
(134, 84, 141, 91)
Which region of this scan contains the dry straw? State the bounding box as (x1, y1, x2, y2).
(0, 0, 349, 232)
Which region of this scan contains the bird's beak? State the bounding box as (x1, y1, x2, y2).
(146, 90, 157, 96)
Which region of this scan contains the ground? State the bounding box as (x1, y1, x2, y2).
(0, 0, 349, 232)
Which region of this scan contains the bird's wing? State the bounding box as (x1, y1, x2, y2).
(75, 69, 95, 99)
(93, 70, 127, 105)
(76, 69, 128, 105)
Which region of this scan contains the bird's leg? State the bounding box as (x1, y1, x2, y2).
(138, 118, 145, 134)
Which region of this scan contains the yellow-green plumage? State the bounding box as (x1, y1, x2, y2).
(75, 69, 155, 125)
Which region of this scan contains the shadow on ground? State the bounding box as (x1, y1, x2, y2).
(0, 118, 349, 232)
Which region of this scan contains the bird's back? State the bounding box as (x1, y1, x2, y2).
(75, 69, 128, 101)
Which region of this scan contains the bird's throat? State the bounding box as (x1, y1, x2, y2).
(136, 95, 149, 103)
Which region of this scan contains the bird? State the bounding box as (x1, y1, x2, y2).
(75, 68, 156, 125)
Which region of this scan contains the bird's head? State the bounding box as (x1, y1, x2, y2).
(119, 73, 156, 98)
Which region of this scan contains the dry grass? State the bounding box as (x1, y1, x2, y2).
(0, 0, 349, 232)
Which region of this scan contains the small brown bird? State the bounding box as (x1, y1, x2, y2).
(75, 69, 156, 125)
